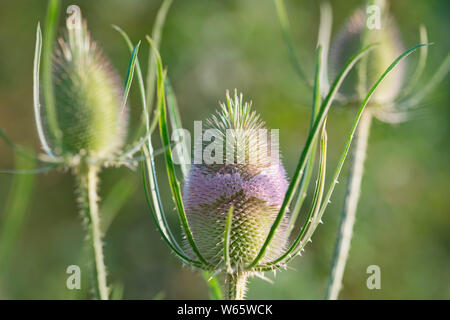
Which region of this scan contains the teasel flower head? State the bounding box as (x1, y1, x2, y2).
(328, 0, 449, 124)
(183, 91, 290, 271)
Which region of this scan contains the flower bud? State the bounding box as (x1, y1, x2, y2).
(49, 5, 126, 159)
(183, 91, 289, 271)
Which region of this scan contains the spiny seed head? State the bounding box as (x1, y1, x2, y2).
(48, 5, 126, 160)
(329, 1, 405, 104)
(183, 90, 289, 272)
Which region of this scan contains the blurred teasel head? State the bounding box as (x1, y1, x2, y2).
(144, 29, 422, 298)
(328, 0, 450, 123)
(23, 3, 146, 300)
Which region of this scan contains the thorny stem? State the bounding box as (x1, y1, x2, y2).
(225, 273, 248, 300)
(76, 164, 109, 300)
(325, 110, 372, 300)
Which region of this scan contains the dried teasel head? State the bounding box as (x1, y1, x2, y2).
(182, 91, 290, 273)
(47, 5, 127, 161)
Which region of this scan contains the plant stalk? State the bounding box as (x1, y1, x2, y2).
(77, 164, 109, 300)
(225, 273, 247, 300)
(325, 110, 372, 300)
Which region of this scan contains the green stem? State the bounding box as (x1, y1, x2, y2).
(325, 110, 372, 300)
(76, 164, 109, 300)
(225, 273, 247, 300)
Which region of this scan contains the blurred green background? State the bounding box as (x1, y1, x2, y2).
(0, 0, 449, 299)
